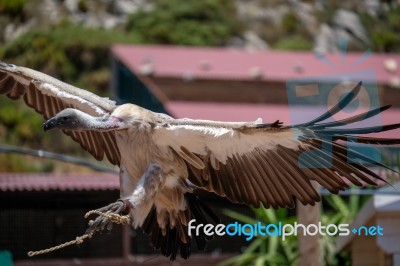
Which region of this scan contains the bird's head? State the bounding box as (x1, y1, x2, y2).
(44, 108, 84, 131)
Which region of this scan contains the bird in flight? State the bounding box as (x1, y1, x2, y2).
(0, 62, 399, 260)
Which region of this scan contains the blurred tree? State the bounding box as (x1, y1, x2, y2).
(0, 22, 140, 164)
(1, 22, 139, 93)
(126, 0, 243, 46)
(274, 35, 313, 51)
(0, 0, 26, 16)
(355, 6, 400, 52)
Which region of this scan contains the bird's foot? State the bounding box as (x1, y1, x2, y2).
(85, 200, 132, 234)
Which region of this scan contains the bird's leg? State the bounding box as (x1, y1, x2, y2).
(126, 163, 165, 209)
(86, 164, 164, 233)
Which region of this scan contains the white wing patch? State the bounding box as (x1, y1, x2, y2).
(154, 124, 301, 164)
(4, 64, 115, 116)
(40, 83, 107, 116)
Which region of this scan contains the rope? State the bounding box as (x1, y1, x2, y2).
(27, 210, 130, 257)
(27, 232, 94, 257)
(84, 210, 130, 225)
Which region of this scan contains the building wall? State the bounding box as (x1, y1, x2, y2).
(111, 59, 167, 113)
(150, 78, 288, 104)
(382, 85, 400, 107)
(350, 218, 392, 266)
(352, 236, 383, 266)
(138, 76, 398, 108)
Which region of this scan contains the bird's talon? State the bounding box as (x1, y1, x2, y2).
(85, 201, 125, 234)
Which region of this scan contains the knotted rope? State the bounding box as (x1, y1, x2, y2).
(27, 210, 130, 257)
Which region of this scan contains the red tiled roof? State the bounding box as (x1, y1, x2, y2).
(111, 44, 400, 85)
(0, 173, 119, 191)
(165, 102, 400, 139)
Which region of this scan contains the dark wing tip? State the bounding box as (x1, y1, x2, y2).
(256, 120, 283, 129)
(293, 82, 363, 128)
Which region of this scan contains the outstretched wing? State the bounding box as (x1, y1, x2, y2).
(154, 82, 400, 208)
(0, 62, 120, 165)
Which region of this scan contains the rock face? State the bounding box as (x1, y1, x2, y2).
(290, 1, 318, 34)
(315, 24, 339, 54)
(229, 30, 269, 51)
(0, 0, 149, 42)
(314, 9, 370, 54)
(333, 9, 369, 44)
(0, 0, 395, 52)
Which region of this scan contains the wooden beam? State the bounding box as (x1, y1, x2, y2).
(297, 182, 321, 266)
(122, 224, 131, 265)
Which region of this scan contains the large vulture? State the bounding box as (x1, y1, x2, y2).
(0, 62, 399, 260)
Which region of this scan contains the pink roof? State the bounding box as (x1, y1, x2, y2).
(111, 44, 400, 84)
(165, 101, 400, 139)
(0, 173, 119, 191)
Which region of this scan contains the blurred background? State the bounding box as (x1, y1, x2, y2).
(0, 0, 400, 265)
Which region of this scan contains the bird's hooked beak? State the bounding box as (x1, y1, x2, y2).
(43, 117, 57, 132)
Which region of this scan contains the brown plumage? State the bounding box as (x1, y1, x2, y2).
(0, 62, 399, 260)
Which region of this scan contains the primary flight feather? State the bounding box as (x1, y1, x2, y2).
(0, 61, 399, 260)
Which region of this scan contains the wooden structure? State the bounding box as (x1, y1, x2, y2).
(0, 173, 250, 264)
(110, 45, 400, 108)
(0, 173, 123, 260)
(298, 183, 321, 266)
(14, 254, 233, 266)
(336, 188, 400, 266)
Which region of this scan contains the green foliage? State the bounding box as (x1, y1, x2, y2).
(77, 0, 88, 13)
(0, 0, 26, 15)
(281, 12, 299, 34)
(0, 98, 43, 145)
(259, 9, 313, 50)
(0, 154, 54, 172)
(221, 207, 298, 266)
(358, 7, 400, 52)
(274, 35, 313, 51)
(371, 29, 400, 52)
(0, 23, 141, 169)
(387, 6, 400, 31)
(1, 22, 138, 85)
(126, 0, 243, 46)
(320, 193, 369, 265)
(314, 2, 339, 25)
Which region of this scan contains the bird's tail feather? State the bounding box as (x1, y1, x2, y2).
(141, 193, 219, 260)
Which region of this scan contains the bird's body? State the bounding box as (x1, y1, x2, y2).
(113, 105, 191, 229)
(1, 61, 399, 260)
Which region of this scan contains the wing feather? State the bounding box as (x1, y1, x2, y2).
(240, 154, 269, 206)
(0, 62, 120, 165)
(235, 154, 263, 207)
(248, 151, 278, 208)
(274, 148, 319, 204)
(207, 161, 223, 195)
(220, 159, 244, 203)
(0, 75, 13, 94)
(229, 155, 254, 205)
(153, 83, 399, 208)
(276, 148, 320, 202)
